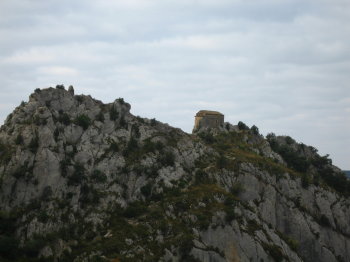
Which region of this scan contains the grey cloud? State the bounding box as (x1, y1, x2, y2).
(0, 0, 349, 169)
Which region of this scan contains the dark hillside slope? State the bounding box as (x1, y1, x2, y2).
(0, 86, 349, 262)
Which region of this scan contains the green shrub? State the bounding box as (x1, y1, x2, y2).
(60, 159, 69, 177)
(12, 165, 27, 179)
(262, 243, 284, 262)
(150, 118, 157, 126)
(216, 154, 228, 169)
(96, 111, 105, 122)
(56, 84, 65, 90)
(28, 133, 39, 153)
(58, 113, 71, 125)
(323, 170, 348, 194)
(179, 235, 198, 261)
(269, 141, 310, 173)
(79, 184, 100, 206)
(132, 125, 140, 138)
(136, 116, 145, 123)
(54, 128, 60, 141)
(15, 134, 23, 145)
(123, 202, 148, 218)
(144, 165, 159, 178)
(247, 219, 260, 234)
(38, 210, 50, 223)
(90, 255, 106, 262)
(194, 169, 211, 184)
(197, 213, 211, 230)
(141, 183, 152, 198)
(41, 186, 53, 201)
(119, 116, 127, 128)
(0, 211, 16, 235)
(68, 163, 85, 185)
(251, 125, 259, 135)
(109, 105, 119, 120)
(319, 214, 331, 227)
(301, 173, 310, 188)
(155, 141, 164, 151)
(0, 236, 19, 259)
(310, 154, 349, 194)
(225, 208, 236, 222)
(91, 170, 107, 183)
(143, 139, 164, 153)
(285, 136, 294, 145)
(159, 151, 175, 167)
(286, 237, 299, 251)
(27, 199, 41, 211)
(311, 154, 332, 168)
(23, 237, 46, 257)
(230, 182, 244, 195)
(33, 115, 46, 125)
(198, 132, 215, 144)
(76, 95, 84, 103)
(143, 139, 156, 153)
(109, 140, 119, 152)
(238, 121, 249, 130)
(0, 142, 12, 164)
(74, 114, 91, 130)
(123, 138, 139, 157)
(266, 132, 276, 140)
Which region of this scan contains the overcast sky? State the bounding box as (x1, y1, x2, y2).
(0, 0, 349, 169)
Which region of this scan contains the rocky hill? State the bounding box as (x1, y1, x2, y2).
(0, 86, 349, 262)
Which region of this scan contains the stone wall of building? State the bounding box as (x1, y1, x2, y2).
(193, 110, 224, 131)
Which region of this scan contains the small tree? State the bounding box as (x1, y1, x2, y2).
(251, 125, 259, 135)
(56, 84, 65, 90)
(150, 118, 157, 126)
(266, 132, 276, 140)
(238, 121, 249, 130)
(74, 114, 91, 130)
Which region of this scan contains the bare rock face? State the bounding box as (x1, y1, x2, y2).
(0, 86, 349, 262)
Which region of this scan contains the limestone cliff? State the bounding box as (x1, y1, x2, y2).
(0, 86, 349, 262)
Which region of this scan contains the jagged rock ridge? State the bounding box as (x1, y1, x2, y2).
(0, 86, 349, 262)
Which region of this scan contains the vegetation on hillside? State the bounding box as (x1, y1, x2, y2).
(0, 89, 348, 262)
(197, 122, 350, 196)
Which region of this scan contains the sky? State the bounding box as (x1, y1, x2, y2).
(0, 0, 349, 169)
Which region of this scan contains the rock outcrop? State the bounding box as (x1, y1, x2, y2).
(0, 86, 349, 262)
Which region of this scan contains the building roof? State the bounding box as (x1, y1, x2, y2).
(195, 110, 223, 117)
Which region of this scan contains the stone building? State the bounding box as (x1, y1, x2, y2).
(193, 110, 224, 132)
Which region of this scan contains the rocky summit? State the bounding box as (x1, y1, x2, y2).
(0, 86, 349, 262)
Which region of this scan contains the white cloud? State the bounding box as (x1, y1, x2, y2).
(37, 66, 79, 76)
(4, 49, 56, 64)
